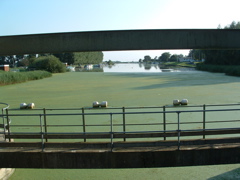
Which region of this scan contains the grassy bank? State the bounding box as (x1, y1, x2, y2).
(196, 63, 240, 76)
(163, 62, 196, 68)
(0, 70, 52, 86)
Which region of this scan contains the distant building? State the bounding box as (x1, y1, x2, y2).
(0, 65, 9, 71)
(179, 57, 195, 62)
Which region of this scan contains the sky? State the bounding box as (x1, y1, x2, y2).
(1, 0, 240, 61)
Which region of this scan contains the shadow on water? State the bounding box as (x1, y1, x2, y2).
(105, 71, 240, 90)
(208, 168, 240, 179)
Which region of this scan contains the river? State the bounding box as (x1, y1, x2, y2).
(5, 65, 240, 180)
(103, 63, 195, 73)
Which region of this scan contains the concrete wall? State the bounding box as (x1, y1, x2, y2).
(1, 29, 240, 55)
(0, 147, 239, 168)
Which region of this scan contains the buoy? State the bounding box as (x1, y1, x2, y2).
(27, 103, 35, 109)
(181, 99, 188, 105)
(20, 103, 27, 109)
(173, 99, 180, 106)
(100, 101, 108, 107)
(92, 101, 100, 108)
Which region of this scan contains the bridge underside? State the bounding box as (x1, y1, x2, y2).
(0, 138, 239, 168)
(1, 29, 240, 55)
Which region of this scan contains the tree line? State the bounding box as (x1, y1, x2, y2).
(0, 51, 104, 67)
(139, 52, 184, 63)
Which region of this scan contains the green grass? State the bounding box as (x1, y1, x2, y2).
(0, 70, 52, 86)
(163, 62, 197, 68)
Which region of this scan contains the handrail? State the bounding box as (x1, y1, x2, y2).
(6, 103, 240, 111)
(3, 108, 240, 117)
(0, 102, 9, 110)
(1, 102, 10, 141)
(0, 103, 240, 151)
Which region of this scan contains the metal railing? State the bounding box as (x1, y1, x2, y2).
(0, 102, 10, 141)
(1, 103, 240, 150)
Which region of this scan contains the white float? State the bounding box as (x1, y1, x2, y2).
(27, 103, 35, 109)
(20, 103, 27, 109)
(181, 99, 188, 105)
(100, 101, 108, 107)
(173, 99, 180, 105)
(92, 101, 100, 108)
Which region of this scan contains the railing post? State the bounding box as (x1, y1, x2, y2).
(6, 109, 10, 142)
(110, 113, 113, 151)
(122, 107, 126, 142)
(1, 108, 6, 140)
(177, 112, 181, 150)
(43, 108, 48, 142)
(203, 104, 206, 139)
(163, 106, 166, 140)
(40, 115, 44, 151)
(82, 108, 86, 142)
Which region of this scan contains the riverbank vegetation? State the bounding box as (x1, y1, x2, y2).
(0, 52, 103, 68)
(0, 70, 52, 86)
(162, 62, 196, 68)
(139, 52, 184, 64)
(0, 52, 104, 85)
(196, 63, 240, 76)
(28, 55, 66, 73)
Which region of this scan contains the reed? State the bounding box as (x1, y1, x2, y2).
(0, 70, 52, 86)
(196, 64, 240, 76)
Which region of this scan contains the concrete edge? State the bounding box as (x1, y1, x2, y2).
(0, 168, 15, 180)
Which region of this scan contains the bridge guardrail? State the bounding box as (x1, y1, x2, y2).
(1, 103, 240, 151)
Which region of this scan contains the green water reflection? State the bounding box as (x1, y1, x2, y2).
(2, 70, 240, 179)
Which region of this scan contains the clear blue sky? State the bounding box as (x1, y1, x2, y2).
(1, 0, 240, 61)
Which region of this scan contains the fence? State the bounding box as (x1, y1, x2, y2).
(1, 103, 240, 150)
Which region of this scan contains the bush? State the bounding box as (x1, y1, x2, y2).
(29, 55, 66, 73)
(196, 63, 240, 76)
(0, 71, 52, 86)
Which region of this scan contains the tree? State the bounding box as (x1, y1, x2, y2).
(53, 53, 74, 65)
(178, 54, 184, 58)
(0, 56, 5, 65)
(225, 21, 240, 29)
(169, 54, 178, 62)
(202, 21, 240, 65)
(159, 52, 171, 62)
(38, 53, 52, 57)
(191, 21, 240, 66)
(17, 58, 29, 67)
(5, 55, 15, 67)
(26, 54, 37, 59)
(188, 49, 204, 60)
(28, 55, 66, 73)
(143, 55, 151, 63)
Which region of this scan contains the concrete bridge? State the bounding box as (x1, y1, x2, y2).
(1, 29, 240, 55)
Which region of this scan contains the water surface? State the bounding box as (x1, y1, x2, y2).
(3, 68, 240, 180)
(103, 63, 195, 73)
